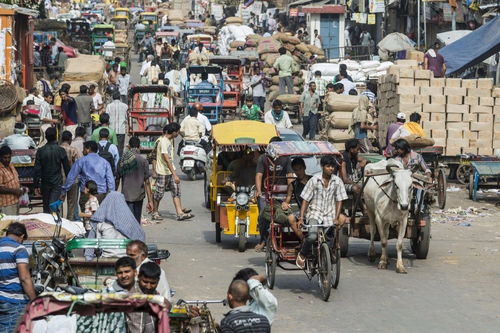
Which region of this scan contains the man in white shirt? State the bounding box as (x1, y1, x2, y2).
(88, 83, 104, 114)
(179, 106, 210, 154)
(22, 88, 44, 107)
(193, 102, 211, 135)
(250, 67, 266, 111)
(126, 240, 172, 301)
(106, 92, 128, 156)
(139, 54, 154, 84)
(1, 123, 36, 164)
(38, 93, 58, 147)
(264, 100, 293, 129)
(118, 67, 130, 103)
(338, 73, 356, 95)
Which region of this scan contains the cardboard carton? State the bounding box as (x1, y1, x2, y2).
(478, 114, 493, 123)
(422, 121, 445, 130)
(431, 129, 447, 138)
(399, 78, 414, 86)
(430, 78, 445, 87)
(446, 104, 469, 114)
(480, 97, 495, 106)
(445, 78, 461, 88)
(397, 86, 420, 95)
(431, 95, 447, 104)
(422, 104, 444, 113)
(414, 95, 429, 104)
(477, 78, 494, 89)
(461, 79, 477, 89)
(447, 95, 464, 104)
(470, 122, 493, 131)
(464, 96, 479, 105)
(420, 86, 443, 96)
(415, 70, 432, 80)
(444, 87, 467, 96)
(399, 103, 422, 114)
(470, 105, 493, 114)
(467, 88, 492, 97)
(462, 113, 477, 122)
(447, 113, 462, 122)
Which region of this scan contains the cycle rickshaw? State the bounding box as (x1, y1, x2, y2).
(264, 141, 343, 301)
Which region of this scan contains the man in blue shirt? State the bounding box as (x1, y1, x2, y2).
(0, 222, 36, 333)
(196, 72, 214, 104)
(60, 140, 115, 212)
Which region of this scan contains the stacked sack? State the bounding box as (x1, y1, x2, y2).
(217, 18, 254, 55)
(168, 9, 184, 26)
(321, 93, 360, 149)
(310, 60, 393, 83)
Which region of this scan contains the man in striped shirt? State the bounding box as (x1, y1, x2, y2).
(0, 223, 36, 333)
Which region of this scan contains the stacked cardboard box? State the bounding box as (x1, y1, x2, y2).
(378, 68, 500, 156)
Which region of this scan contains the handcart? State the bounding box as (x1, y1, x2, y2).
(468, 161, 500, 201)
(185, 66, 224, 124)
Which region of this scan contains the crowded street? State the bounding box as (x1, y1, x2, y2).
(0, 0, 498, 332)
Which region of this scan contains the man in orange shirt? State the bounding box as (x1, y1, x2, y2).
(0, 146, 23, 215)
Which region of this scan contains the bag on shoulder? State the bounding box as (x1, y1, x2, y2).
(147, 139, 159, 164)
(98, 142, 116, 176)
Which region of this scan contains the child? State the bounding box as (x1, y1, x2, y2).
(241, 95, 262, 121)
(79, 180, 99, 233)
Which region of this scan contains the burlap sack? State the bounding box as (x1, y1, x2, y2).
(64, 55, 105, 82)
(226, 16, 243, 24)
(257, 37, 281, 54)
(276, 94, 301, 104)
(246, 34, 261, 42)
(169, 10, 183, 21)
(308, 44, 325, 56)
(287, 36, 301, 45)
(296, 43, 309, 53)
(284, 43, 295, 52)
(169, 20, 184, 25)
(268, 91, 279, 101)
(269, 85, 279, 92)
(327, 129, 352, 142)
(327, 112, 352, 129)
(325, 93, 360, 112)
(397, 134, 435, 148)
(266, 53, 280, 67)
(230, 41, 246, 48)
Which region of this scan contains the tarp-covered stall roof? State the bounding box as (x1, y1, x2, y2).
(440, 16, 500, 75)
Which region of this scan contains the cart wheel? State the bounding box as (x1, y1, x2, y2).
(468, 174, 474, 200)
(339, 225, 349, 258)
(437, 168, 447, 209)
(456, 164, 472, 185)
(204, 173, 210, 209)
(331, 245, 341, 289)
(319, 242, 332, 301)
(215, 223, 222, 243)
(238, 224, 247, 252)
(265, 242, 277, 289)
(411, 214, 431, 259)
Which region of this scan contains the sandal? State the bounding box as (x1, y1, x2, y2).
(296, 254, 306, 270)
(182, 208, 192, 214)
(177, 213, 194, 221)
(254, 242, 266, 252)
(151, 212, 163, 221)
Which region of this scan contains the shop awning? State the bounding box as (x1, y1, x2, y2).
(0, 3, 39, 17)
(440, 16, 500, 75)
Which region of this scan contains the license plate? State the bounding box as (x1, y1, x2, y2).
(183, 160, 195, 167)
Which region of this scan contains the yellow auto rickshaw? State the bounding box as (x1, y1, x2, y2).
(111, 15, 128, 31)
(114, 7, 130, 20)
(139, 12, 158, 31)
(207, 121, 279, 252)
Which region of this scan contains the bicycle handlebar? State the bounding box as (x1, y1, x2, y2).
(176, 299, 227, 306)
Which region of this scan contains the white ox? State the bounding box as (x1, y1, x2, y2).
(363, 159, 413, 273)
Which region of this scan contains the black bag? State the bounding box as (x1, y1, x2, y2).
(98, 142, 116, 176)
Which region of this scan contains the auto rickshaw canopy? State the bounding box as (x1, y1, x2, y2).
(212, 121, 279, 151)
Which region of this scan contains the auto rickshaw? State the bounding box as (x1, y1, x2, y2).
(91, 24, 114, 55)
(207, 120, 279, 252)
(114, 7, 130, 20)
(185, 66, 224, 124)
(67, 18, 92, 52)
(139, 12, 158, 31)
(187, 33, 214, 49)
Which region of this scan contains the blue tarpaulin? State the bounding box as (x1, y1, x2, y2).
(440, 16, 500, 75)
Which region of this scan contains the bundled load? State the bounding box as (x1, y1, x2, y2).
(60, 80, 99, 96)
(325, 94, 359, 112)
(276, 94, 301, 104)
(217, 24, 254, 55)
(320, 93, 361, 145)
(188, 52, 209, 66)
(63, 55, 105, 82)
(226, 16, 243, 25)
(168, 9, 184, 26)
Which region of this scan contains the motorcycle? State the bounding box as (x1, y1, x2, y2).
(139, 44, 154, 63)
(170, 299, 226, 333)
(180, 140, 208, 181)
(31, 201, 170, 293)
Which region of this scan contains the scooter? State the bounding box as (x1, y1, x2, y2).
(180, 141, 208, 181)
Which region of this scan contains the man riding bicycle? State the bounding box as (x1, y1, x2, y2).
(296, 155, 348, 269)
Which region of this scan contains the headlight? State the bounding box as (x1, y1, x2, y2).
(41, 245, 56, 260)
(236, 192, 249, 206)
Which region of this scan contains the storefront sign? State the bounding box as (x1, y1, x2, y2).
(369, 0, 385, 13)
(367, 14, 376, 24)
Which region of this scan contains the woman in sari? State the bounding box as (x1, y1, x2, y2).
(85, 191, 146, 260)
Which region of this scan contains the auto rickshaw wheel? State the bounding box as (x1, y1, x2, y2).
(238, 224, 247, 252)
(437, 168, 447, 209)
(339, 225, 349, 258)
(204, 173, 210, 208)
(215, 223, 221, 243)
(318, 242, 332, 301)
(265, 241, 276, 289)
(411, 214, 431, 259)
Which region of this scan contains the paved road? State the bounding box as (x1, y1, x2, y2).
(134, 55, 500, 332)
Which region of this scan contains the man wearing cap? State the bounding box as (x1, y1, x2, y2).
(0, 123, 37, 165)
(384, 113, 406, 156)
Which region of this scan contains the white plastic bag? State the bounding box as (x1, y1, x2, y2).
(19, 192, 30, 207)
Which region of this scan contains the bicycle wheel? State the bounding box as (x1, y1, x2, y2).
(318, 242, 332, 301)
(331, 245, 341, 289)
(265, 241, 277, 289)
